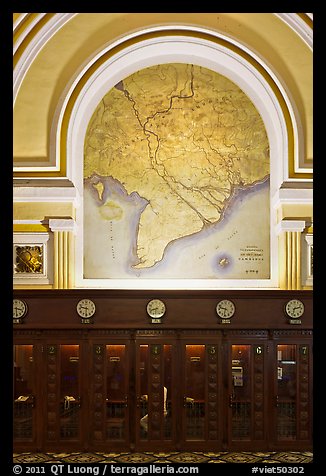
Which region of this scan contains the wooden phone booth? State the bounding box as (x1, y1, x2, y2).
(13, 289, 312, 452)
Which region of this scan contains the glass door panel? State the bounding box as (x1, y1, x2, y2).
(59, 345, 80, 440)
(106, 345, 128, 441)
(163, 345, 172, 441)
(231, 345, 251, 440)
(184, 345, 205, 440)
(276, 344, 297, 440)
(136, 343, 173, 445)
(139, 345, 148, 441)
(13, 345, 35, 441)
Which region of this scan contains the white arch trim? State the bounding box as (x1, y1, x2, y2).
(65, 28, 285, 289)
(13, 22, 311, 178)
(68, 32, 287, 195)
(13, 13, 77, 106)
(275, 13, 313, 51)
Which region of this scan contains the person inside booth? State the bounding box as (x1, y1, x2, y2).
(140, 386, 167, 432)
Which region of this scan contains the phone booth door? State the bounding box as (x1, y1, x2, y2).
(181, 343, 221, 450)
(228, 343, 267, 450)
(13, 344, 38, 450)
(135, 341, 175, 450)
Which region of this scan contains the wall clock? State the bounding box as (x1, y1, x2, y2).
(146, 299, 166, 318)
(285, 299, 304, 319)
(76, 298, 96, 318)
(13, 298, 28, 320)
(216, 299, 235, 319)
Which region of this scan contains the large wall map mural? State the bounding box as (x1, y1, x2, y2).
(84, 64, 270, 279)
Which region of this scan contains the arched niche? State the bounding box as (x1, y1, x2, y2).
(62, 27, 300, 289)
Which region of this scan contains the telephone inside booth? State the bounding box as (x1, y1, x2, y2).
(232, 366, 243, 386)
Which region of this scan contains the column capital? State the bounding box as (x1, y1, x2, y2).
(48, 218, 76, 232)
(276, 219, 306, 235)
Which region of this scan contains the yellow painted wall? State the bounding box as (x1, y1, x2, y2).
(13, 202, 75, 221)
(13, 13, 313, 166)
(277, 204, 313, 223)
(13, 13, 313, 290)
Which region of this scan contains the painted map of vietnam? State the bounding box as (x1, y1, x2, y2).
(84, 64, 269, 270)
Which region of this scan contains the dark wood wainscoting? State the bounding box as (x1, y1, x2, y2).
(13, 290, 313, 452)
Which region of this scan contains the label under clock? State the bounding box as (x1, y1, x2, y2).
(151, 318, 162, 324)
(220, 318, 231, 324)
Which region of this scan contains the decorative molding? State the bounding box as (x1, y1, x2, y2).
(135, 329, 176, 337)
(276, 220, 306, 235)
(48, 218, 76, 233)
(272, 329, 312, 337)
(272, 186, 313, 210)
(180, 329, 223, 336)
(13, 14, 31, 34)
(13, 179, 79, 206)
(92, 329, 131, 336)
(13, 14, 76, 104)
(13, 14, 48, 55)
(224, 330, 269, 337)
(13, 24, 312, 182)
(12, 329, 41, 336)
(274, 13, 313, 50)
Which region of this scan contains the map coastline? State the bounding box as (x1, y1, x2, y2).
(84, 175, 269, 279)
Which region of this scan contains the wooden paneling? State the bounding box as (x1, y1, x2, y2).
(13, 289, 312, 330)
(13, 290, 313, 452)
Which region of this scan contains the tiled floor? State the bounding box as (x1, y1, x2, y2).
(13, 450, 313, 464)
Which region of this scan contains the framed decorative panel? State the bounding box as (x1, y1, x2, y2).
(13, 233, 53, 285)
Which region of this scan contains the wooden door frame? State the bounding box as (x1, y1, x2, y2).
(178, 335, 223, 451)
(41, 335, 89, 452)
(13, 337, 43, 452)
(134, 334, 178, 451)
(268, 334, 313, 451)
(87, 334, 132, 451)
(224, 334, 269, 451)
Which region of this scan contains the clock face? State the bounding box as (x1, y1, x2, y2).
(76, 299, 96, 318)
(146, 299, 166, 318)
(13, 299, 27, 319)
(216, 299, 235, 319)
(285, 299, 304, 318)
